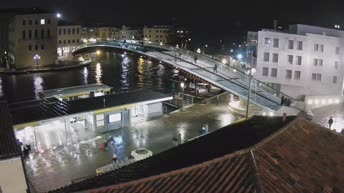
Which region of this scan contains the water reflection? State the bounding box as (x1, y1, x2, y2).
(95, 62, 102, 84)
(120, 56, 130, 89)
(83, 67, 88, 85)
(33, 75, 44, 99)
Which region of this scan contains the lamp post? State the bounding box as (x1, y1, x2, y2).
(180, 82, 185, 111)
(33, 54, 40, 69)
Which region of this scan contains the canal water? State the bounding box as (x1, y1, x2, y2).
(0, 52, 177, 103)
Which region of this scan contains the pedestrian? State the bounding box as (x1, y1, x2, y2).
(213, 63, 218, 73)
(281, 96, 285, 106)
(328, 116, 334, 129)
(284, 97, 288, 106)
(282, 112, 287, 122)
(194, 56, 197, 63)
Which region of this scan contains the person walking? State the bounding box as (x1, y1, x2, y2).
(281, 96, 285, 106)
(194, 56, 197, 63)
(213, 63, 218, 73)
(328, 116, 334, 129)
(282, 112, 287, 122)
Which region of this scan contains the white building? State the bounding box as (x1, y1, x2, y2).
(0, 8, 58, 69)
(112, 25, 143, 41)
(251, 24, 344, 99)
(57, 22, 81, 56)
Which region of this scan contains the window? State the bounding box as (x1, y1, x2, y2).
(312, 73, 322, 81)
(273, 38, 279, 48)
(59, 29, 61, 35)
(68, 40, 70, 43)
(156, 35, 158, 38)
(320, 45, 324, 52)
(263, 52, 269, 62)
(28, 20, 32, 25)
(59, 40, 61, 44)
(296, 56, 302, 65)
(77, 28, 80, 34)
(28, 45, 32, 51)
(40, 19, 45, 25)
(272, 53, 278, 63)
(336, 47, 340, 55)
(297, 41, 303, 50)
(96, 114, 105, 127)
(286, 70, 292, 79)
(68, 29, 71, 34)
(319, 59, 323, 66)
(109, 113, 121, 123)
(72, 28, 75, 34)
(28, 30, 32, 40)
(35, 45, 38, 50)
(63, 29, 66, 35)
(34, 29, 38, 39)
(294, 71, 301, 80)
(288, 55, 293, 64)
(40, 29, 44, 39)
(22, 20, 26, 26)
(288, 40, 294, 49)
(313, 58, 318, 66)
(35, 19, 38, 25)
(262, 67, 269, 76)
(77, 39, 80, 43)
(271, 68, 277, 77)
(72, 39, 75, 43)
(22, 30, 26, 40)
(41, 44, 44, 50)
(314, 44, 319, 51)
(160, 35, 163, 38)
(63, 40, 66, 44)
(333, 76, 338, 84)
(264, 38, 271, 46)
(335, 61, 339, 69)
(47, 19, 51, 24)
(47, 29, 50, 38)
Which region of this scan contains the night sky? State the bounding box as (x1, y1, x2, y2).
(2, 0, 344, 44)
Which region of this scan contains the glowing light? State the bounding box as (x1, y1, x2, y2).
(321, 99, 326, 104)
(262, 112, 266, 116)
(160, 42, 163, 46)
(188, 38, 191, 41)
(233, 69, 237, 72)
(96, 50, 101, 55)
(230, 49, 234, 53)
(315, 99, 319, 104)
(95, 63, 102, 83)
(237, 54, 243, 60)
(196, 48, 201, 54)
(222, 59, 227, 64)
(56, 13, 62, 18)
(269, 112, 274, 116)
(180, 82, 185, 88)
(335, 99, 340, 104)
(308, 100, 313, 105)
(328, 99, 333, 104)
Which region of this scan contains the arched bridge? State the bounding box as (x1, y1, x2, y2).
(73, 41, 298, 112)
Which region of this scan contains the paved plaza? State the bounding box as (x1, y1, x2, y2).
(312, 103, 344, 133)
(25, 98, 242, 192)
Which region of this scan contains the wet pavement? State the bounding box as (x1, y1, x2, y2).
(312, 103, 344, 133)
(25, 98, 242, 192)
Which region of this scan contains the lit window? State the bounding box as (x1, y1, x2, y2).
(109, 113, 121, 123)
(96, 114, 105, 127)
(40, 19, 45, 25)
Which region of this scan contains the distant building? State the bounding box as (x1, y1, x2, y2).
(175, 27, 192, 48)
(57, 21, 82, 56)
(143, 25, 175, 44)
(0, 8, 58, 69)
(250, 24, 344, 99)
(112, 25, 143, 41)
(81, 27, 113, 42)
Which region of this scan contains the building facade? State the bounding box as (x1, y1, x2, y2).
(112, 25, 143, 41)
(143, 25, 175, 44)
(251, 24, 344, 99)
(0, 9, 58, 69)
(57, 23, 82, 56)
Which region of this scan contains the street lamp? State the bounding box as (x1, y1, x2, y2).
(33, 54, 40, 69)
(96, 50, 101, 56)
(196, 48, 201, 54)
(222, 58, 227, 64)
(180, 82, 185, 111)
(56, 13, 62, 18)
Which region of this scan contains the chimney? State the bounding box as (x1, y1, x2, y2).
(273, 20, 278, 30)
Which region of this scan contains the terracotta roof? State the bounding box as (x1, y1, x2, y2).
(0, 102, 21, 160)
(49, 116, 344, 193)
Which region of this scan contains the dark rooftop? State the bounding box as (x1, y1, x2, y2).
(0, 8, 53, 15)
(10, 90, 172, 125)
(49, 116, 295, 192)
(0, 102, 21, 160)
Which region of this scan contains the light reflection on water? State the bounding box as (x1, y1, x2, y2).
(0, 52, 175, 103)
